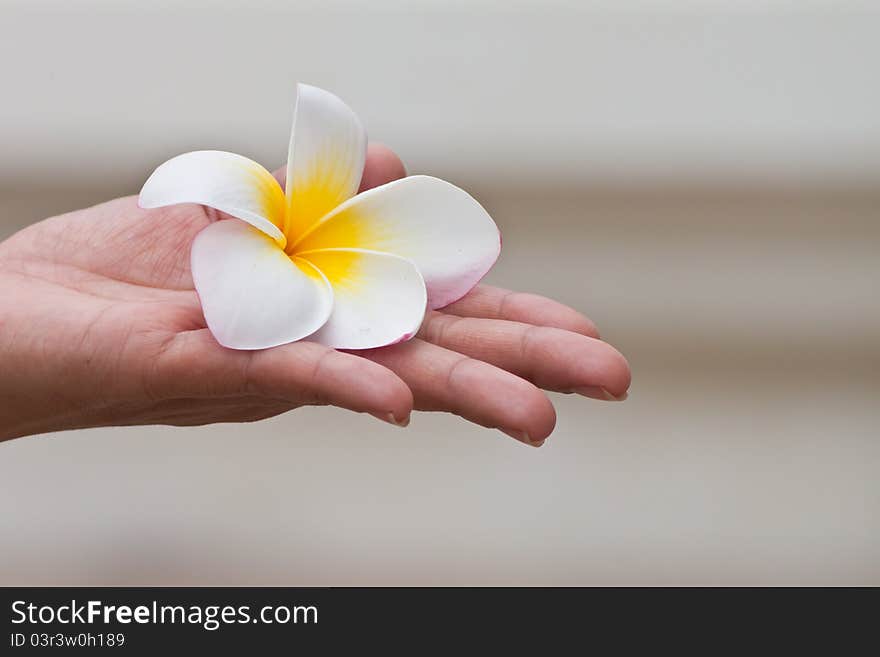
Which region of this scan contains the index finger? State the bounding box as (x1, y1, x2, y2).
(441, 285, 600, 339)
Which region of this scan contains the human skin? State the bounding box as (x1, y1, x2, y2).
(0, 144, 630, 447)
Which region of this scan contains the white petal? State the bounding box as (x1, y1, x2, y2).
(140, 150, 287, 245)
(292, 176, 501, 309)
(298, 248, 426, 350)
(191, 219, 333, 350)
(284, 83, 367, 241)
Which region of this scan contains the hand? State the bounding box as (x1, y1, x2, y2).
(0, 144, 630, 446)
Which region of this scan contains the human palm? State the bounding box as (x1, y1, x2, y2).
(0, 145, 629, 445)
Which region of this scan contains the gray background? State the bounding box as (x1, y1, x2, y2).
(1, 0, 877, 584)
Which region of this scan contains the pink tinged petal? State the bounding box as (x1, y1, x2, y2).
(139, 150, 287, 245)
(191, 219, 333, 350)
(292, 175, 501, 309)
(297, 248, 427, 350)
(284, 83, 367, 241)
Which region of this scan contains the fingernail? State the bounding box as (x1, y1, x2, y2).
(574, 386, 628, 402)
(372, 412, 410, 427)
(501, 428, 544, 447)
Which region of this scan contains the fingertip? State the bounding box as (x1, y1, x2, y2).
(552, 335, 631, 400)
(523, 392, 558, 443)
(360, 142, 407, 191)
(355, 356, 415, 421)
(271, 165, 286, 188)
(594, 342, 631, 399)
(500, 379, 557, 444)
(572, 315, 600, 340)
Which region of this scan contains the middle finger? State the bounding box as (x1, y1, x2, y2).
(359, 337, 556, 446)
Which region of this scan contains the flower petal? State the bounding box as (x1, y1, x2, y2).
(140, 150, 287, 245)
(292, 175, 501, 309)
(191, 219, 333, 350)
(285, 83, 367, 241)
(297, 248, 426, 349)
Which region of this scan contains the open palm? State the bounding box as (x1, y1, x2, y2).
(0, 145, 629, 446)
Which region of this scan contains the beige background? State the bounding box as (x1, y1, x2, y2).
(1, 0, 878, 585)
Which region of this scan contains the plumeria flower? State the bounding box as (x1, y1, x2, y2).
(139, 84, 500, 350)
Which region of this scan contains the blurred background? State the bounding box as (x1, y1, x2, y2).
(1, 0, 877, 585)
